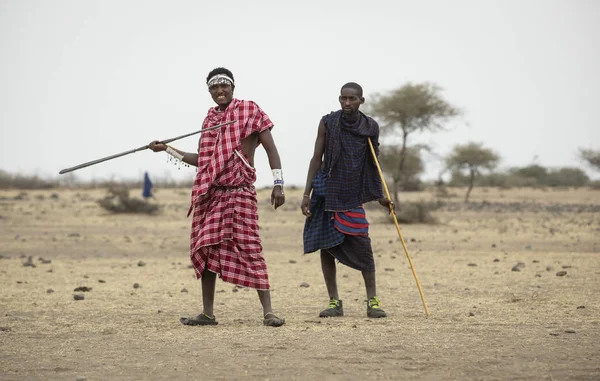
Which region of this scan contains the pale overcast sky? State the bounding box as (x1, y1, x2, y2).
(1, 0, 599, 187)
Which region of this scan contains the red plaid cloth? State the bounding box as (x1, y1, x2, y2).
(191, 99, 273, 198)
(188, 99, 274, 290)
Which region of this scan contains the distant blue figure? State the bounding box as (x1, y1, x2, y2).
(142, 171, 153, 198)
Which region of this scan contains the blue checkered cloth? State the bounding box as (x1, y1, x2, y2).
(303, 171, 344, 253)
(322, 110, 383, 211)
(303, 171, 376, 270)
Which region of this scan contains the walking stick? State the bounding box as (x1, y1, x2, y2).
(58, 120, 236, 175)
(367, 138, 431, 316)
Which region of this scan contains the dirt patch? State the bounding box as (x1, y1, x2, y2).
(0, 187, 599, 381)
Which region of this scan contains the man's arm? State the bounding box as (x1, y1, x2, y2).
(147, 141, 199, 167)
(258, 129, 285, 209)
(257, 129, 282, 170)
(301, 120, 326, 216)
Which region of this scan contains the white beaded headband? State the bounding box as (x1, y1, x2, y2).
(207, 74, 234, 88)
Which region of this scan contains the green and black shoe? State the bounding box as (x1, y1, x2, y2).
(367, 296, 387, 318)
(319, 298, 344, 318)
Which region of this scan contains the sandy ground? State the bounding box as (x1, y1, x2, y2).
(1, 186, 599, 381)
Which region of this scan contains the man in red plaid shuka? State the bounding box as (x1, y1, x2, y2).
(148, 67, 286, 327)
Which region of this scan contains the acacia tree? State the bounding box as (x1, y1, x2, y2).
(379, 145, 425, 197)
(579, 148, 600, 172)
(446, 142, 500, 202)
(369, 82, 460, 201)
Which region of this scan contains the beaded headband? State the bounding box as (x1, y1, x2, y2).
(207, 74, 234, 88)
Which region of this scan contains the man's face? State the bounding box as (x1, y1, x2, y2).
(339, 87, 364, 115)
(209, 83, 234, 108)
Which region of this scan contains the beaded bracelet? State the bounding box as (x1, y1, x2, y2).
(272, 169, 284, 186)
(166, 146, 190, 170)
(166, 146, 184, 161)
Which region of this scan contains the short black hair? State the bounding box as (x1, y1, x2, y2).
(341, 82, 363, 97)
(206, 67, 235, 85)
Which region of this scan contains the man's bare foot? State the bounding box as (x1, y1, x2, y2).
(263, 312, 285, 327)
(180, 313, 218, 326)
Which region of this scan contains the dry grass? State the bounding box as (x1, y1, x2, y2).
(1, 187, 599, 381)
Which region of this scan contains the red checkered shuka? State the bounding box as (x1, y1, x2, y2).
(189, 99, 274, 290)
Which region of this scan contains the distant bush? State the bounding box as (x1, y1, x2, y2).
(400, 179, 424, 192)
(544, 167, 589, 187)
(97, 188, 159, 214)
(448, 165, 590, 188)
(390, 201, 441, 224)
(510, 165, 549, 183)
(0, 170, 57, 189)
(82, 177, 192, 190)
(483, 173, 537, 188)
(588, 180, 600, 190)
(0, 168, 193, 190)
(434, 186, 458, 198)
(447, 170, 469, 187)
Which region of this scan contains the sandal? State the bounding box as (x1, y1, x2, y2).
(180, 313, 218, 326)
(263, 312, 285, 327)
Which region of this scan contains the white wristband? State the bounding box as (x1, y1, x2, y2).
(272, 169, 283, 186)
(166, 146, 184, 161)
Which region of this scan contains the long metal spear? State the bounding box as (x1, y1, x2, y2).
(58, 120, 236, 175)
(367, 137, 431, 316)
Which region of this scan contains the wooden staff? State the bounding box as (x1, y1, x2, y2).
(58, 120, 236, 175)
(367, 137, 431, 316)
